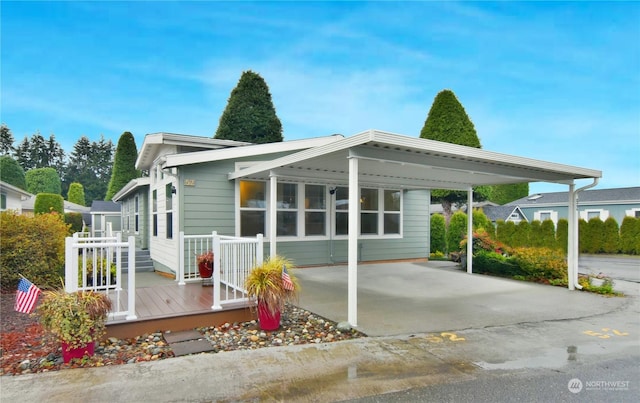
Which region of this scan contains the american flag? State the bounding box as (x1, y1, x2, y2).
(15, 277, 41, 314)
(282, 266, 294, 291)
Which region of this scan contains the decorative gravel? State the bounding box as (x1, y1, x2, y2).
(1, 294, 365, 376)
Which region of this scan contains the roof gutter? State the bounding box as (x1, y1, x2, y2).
(571, 177, 599, 290)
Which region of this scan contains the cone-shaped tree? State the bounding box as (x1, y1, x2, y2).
(67, 182, 86, 206)
(26, 167, 61, 194)
(420, 90, 488, 224)
(215, 70, 283, 144)
(0, 156, 27, 190)
(105, 132, 140, 201)
(430, 214, 446, 254)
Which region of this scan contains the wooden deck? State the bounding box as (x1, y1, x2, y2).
(105, 279, 256, 339)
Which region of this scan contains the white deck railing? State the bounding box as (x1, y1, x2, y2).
(64, 233, 137, 321)
(179, 231, 264, 310)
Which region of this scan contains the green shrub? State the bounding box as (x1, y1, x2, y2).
(512, 221, 530, 247)
(26, 167, 61, 194)
(584, 217, 605, 254)
(461, 229, 510, 255)
(602, 217, 620, 254)
(447, 211, 467, 253)
(430, 214, 446, 254)
(578, 219, 588, 253)
(496, 220, 516, 247)
(556, 218, 568, 252)
(64, 212, 84, 233)
(472, 209, 490, 231)
(34, 193, 64, 215)
(0, 210, 69, 291)
(511, 247, 567, 284)
(78, 256, 117, 287)
(473, 250, 524, 277)
(529, 220, 543, 247)
(620, 216, 639, 255)
(539, 220, 556, 249)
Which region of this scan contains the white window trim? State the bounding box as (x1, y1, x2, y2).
(580, 208, 609, 221)
(625, 208, 640, 218)
(534, 210, 558, 225)
(235, 180, 403, 240)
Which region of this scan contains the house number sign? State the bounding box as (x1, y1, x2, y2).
(184, 179, 196, 186)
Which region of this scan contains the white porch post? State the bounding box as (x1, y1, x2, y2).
(348, 155, 359, 327)
(269, 172, 277, 258)
(212, 231, 222, 310)
(126, 236, 137, 320)
(466, 187, 473, 274)
(178, 231, 186, 285)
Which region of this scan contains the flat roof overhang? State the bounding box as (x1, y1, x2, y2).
(229, 130, 601, 190)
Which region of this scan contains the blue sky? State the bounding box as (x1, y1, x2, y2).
(2, 1, 639, 194)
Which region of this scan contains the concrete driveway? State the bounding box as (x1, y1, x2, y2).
(295, 261, 629, 337)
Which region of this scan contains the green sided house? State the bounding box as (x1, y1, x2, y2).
(112, 129, 601, 327)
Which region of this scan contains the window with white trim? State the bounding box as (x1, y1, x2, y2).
(277, 183, 297, 236)
(305, 184, 326, 236)
(383, 189, 401, 234)
(152, 190, 158, 237)
(165, 183, 173, 239)
(360, 188, 378, 235)
(335, 186, 349, 236)
(239, 180, 266, 236)
(134, 195, 139, 233)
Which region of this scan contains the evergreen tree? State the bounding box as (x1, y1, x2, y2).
(496, 220, 516, 247)
(64, 135, 114, 202)
(490, 183, 529, 205)
(105, 132, 140, 200)
(0, 124, 15, 156)
(556, 218, 568, 253)
(578, 219, 589, 253)
(34, 193, 64, 215)
(13, 131, 65, 178)
(512, 220, 530, 247)
(529, 220, 543, 247)
(472, 208, 491, 230)
(446, 211, 468, 253)
(585, 217, 605, 254)
(620, 216, 639, 255)
(67, 182, 86, 206)
(539, 219, 556, 249)
(602, 217, 620, 254)
(0, 156, 27, 190)
(215, 70, 283, 144)
(420, 89, 487, 224)
(15, 136, 33, 171)
(430, 214, 447, 254)
(25, 167, 62, 195)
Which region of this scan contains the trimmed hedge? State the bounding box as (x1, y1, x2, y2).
(64, 212, 84, 233)
(34, 193, 64, 215)
(430, 213, 446, 254)
(0, 211, 69, 291)
(473, 250, 524, 277)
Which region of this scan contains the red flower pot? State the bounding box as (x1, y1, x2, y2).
(198, 262, 213, 278)
(257, 302, 281, 331)
(61, 341, 95, 363)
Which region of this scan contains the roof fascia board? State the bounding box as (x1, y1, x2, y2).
(372, 130, 602, 179)
(164, 134, 345, 168)
(228, 132, 372, 180)
(0, 181, 33, 197)
(112, 177, 150, 201)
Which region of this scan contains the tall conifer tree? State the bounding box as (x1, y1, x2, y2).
(215, 70, 283, 144)
(105, 131, 140, 200)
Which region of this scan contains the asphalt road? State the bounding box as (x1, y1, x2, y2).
(579, 254, 640, 283)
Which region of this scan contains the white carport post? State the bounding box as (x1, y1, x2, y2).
(466, 187, 473, 274)
(567, 183, 576, 290)
(347, 154, 359, 327)
(269, 172, 278, 258)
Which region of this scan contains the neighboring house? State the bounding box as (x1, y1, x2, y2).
(0, 181, 32, 214)
(507, 187, 640, 226)
(90, 201, 122, 237)
(430, 201, 497, 216)
(114, 129, 602, 284)
(480, 205, 528, 224)
(21, 194, 90, 218)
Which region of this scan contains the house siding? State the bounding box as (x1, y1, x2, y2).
(180, 160, 430, 266)
(520, 202, 638, 225)
(118, 188, 149, 250)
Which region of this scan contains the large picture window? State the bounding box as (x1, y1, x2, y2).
(383, 189, 401, 234)
(240, 180, 266, 236)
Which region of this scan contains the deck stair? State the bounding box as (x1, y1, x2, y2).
(163, 329, 215, 357)
(121, 249, 154, 273)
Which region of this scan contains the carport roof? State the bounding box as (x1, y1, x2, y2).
(229, 129, 601, 190)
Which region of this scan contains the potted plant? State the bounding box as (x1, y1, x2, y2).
(36, 289, 112, 363)
(196, 251, 214, 278)
(244, 255, 299, 330)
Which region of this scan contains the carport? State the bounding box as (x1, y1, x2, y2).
(230, 129, 602, 327)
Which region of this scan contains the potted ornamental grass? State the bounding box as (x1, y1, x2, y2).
(36, 288, 112, 363)
(196, 251, 214, 278)
(245, 255, 299, 330)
